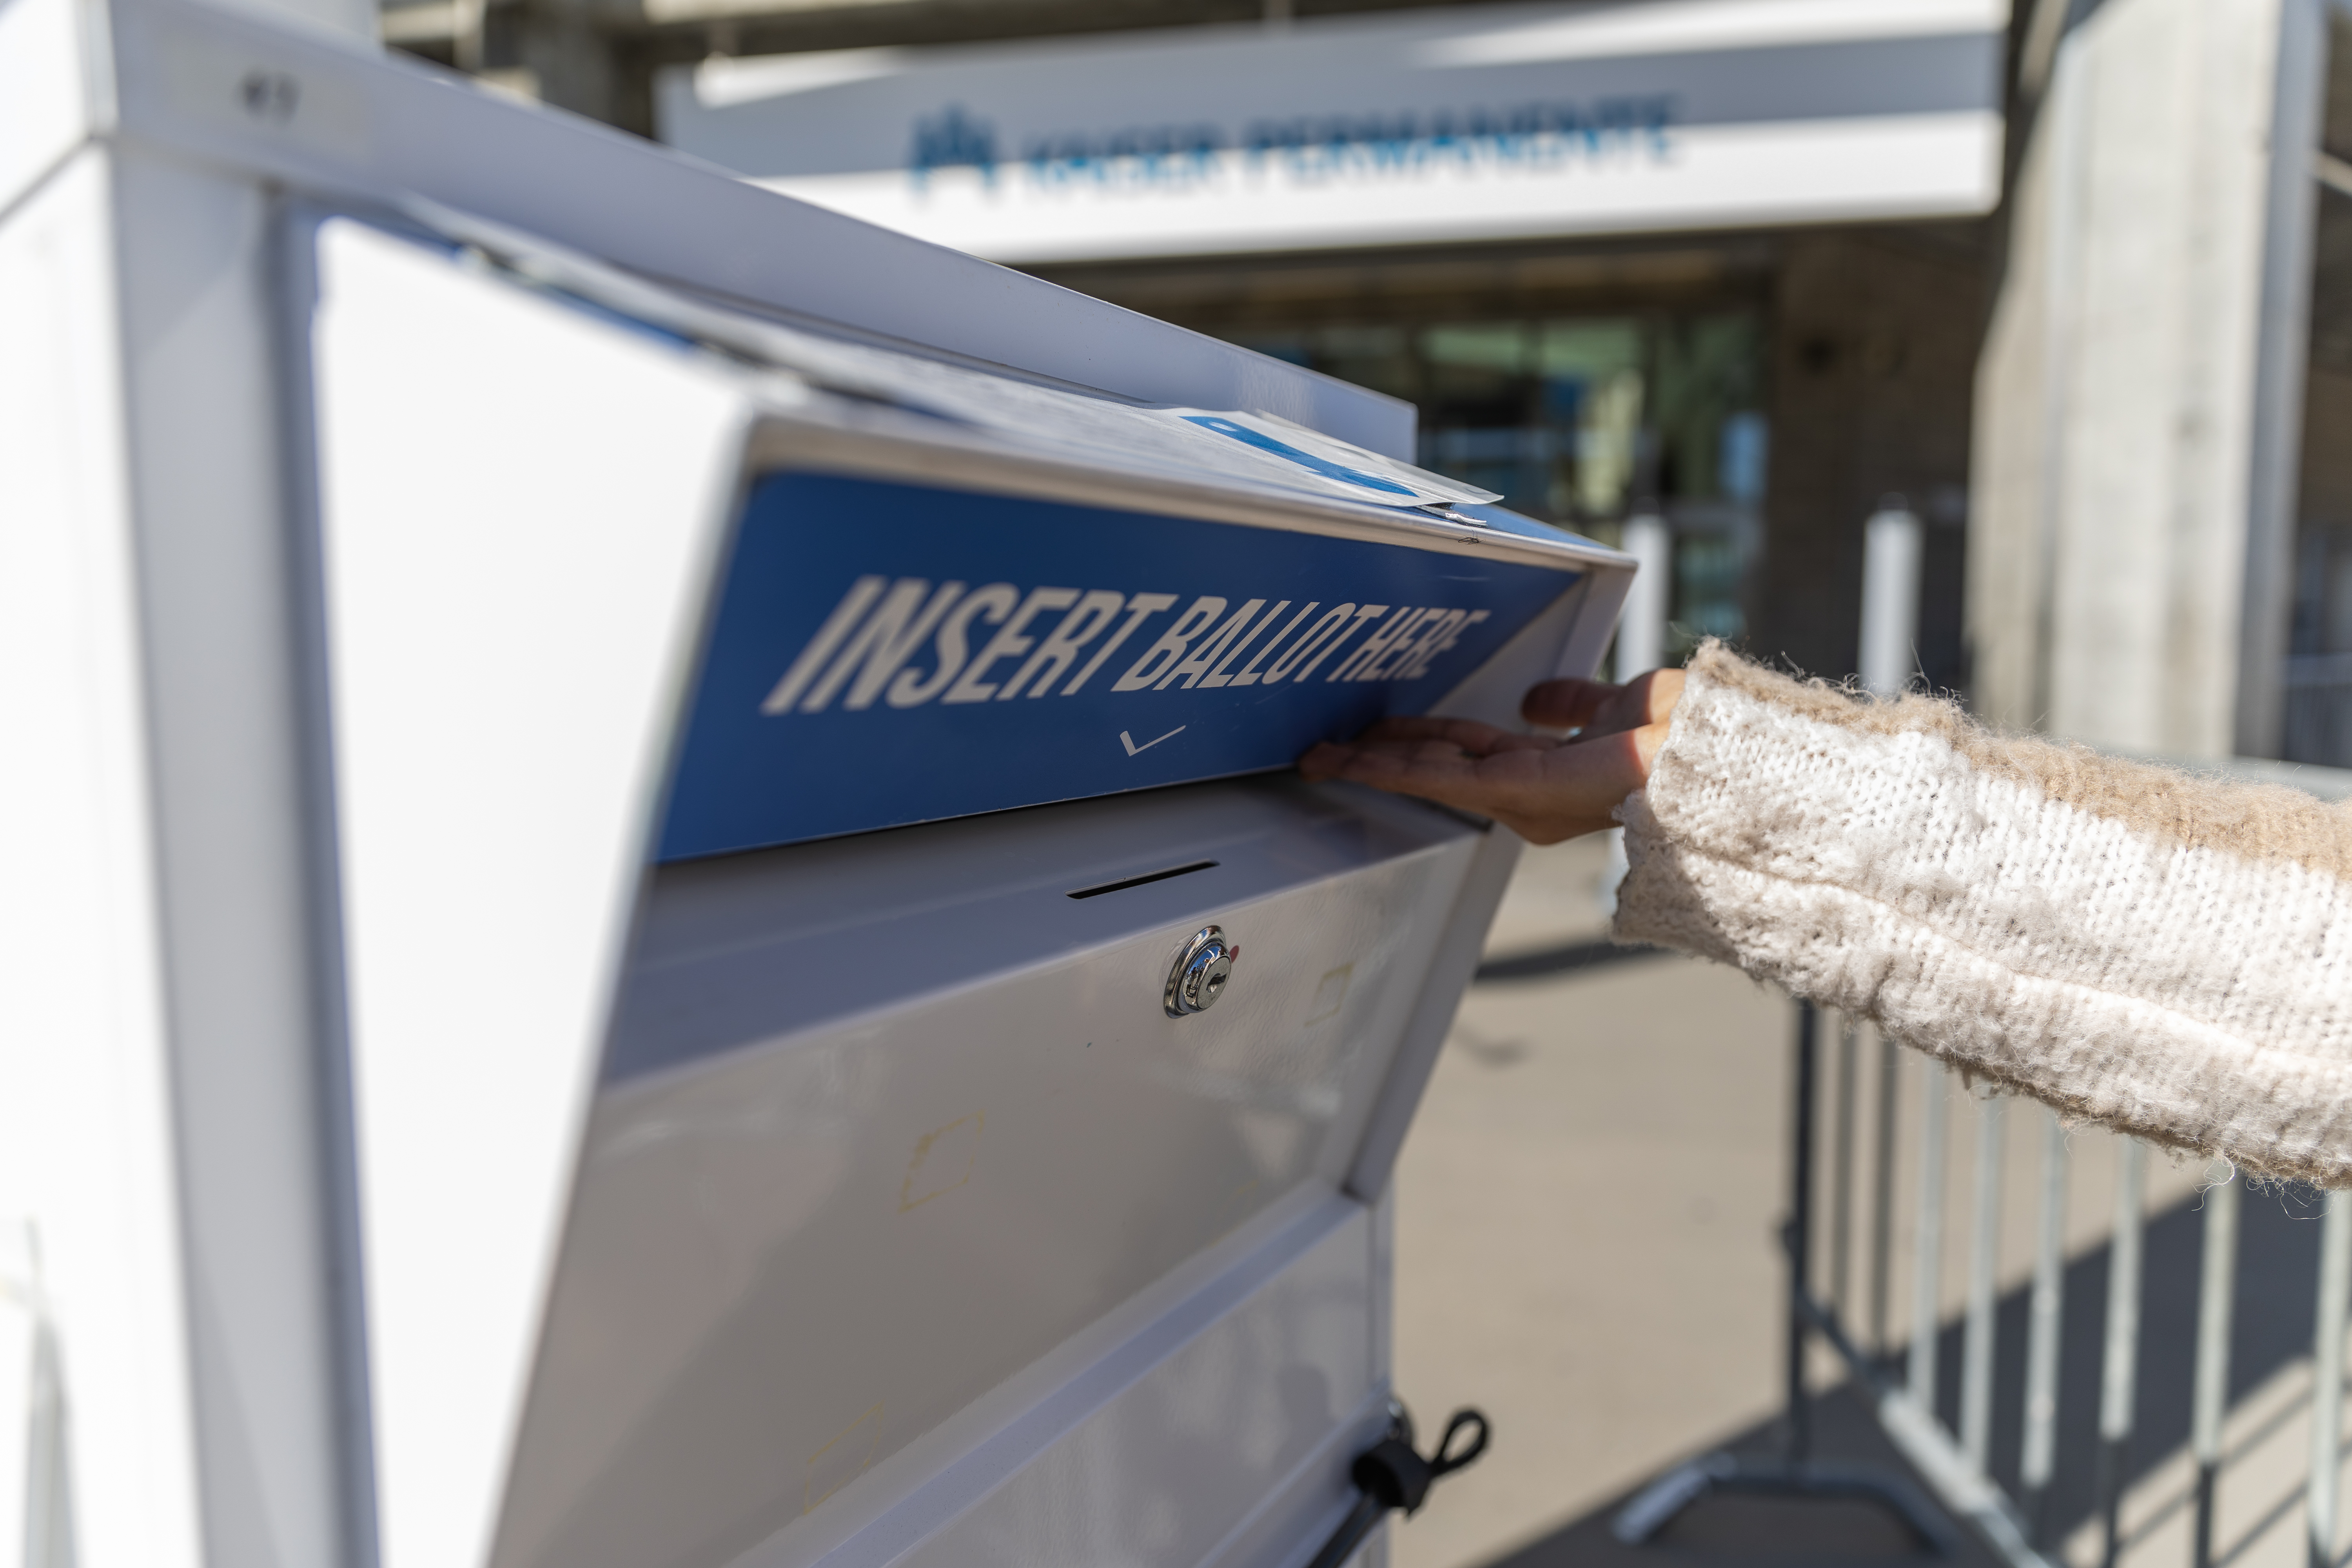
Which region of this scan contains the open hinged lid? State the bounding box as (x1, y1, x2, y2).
(666, 439, 1631, 856)
(314, 204, 1632, 856)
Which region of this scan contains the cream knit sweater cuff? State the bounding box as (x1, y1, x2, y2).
(1613, 643, 2352, 1188)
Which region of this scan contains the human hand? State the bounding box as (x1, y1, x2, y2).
(1296, 668, 1686, 844)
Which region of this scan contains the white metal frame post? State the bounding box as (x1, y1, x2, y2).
(1860, 501, 1924, 695)
(2017, 1110, 2070, 1538)
(1960, 1097, 2005, 1474)
(2191, 1172, 2242, 1568)
(1613, 514, 1671, 684)
(1909, 1064, 1951, 1411)
(1, 145, 216, 1568)
(2310, 1193, 2352, 1568)
(1, 140, 372, 1568)
(2096, 1140, 2147, 1568)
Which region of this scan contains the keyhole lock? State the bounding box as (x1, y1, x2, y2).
(1165, 926, 1238, 1018)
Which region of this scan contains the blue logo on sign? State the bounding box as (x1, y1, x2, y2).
(905, 96, 1677, 191)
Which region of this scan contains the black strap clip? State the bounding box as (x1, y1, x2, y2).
(1305, 1402, 1490, 1568)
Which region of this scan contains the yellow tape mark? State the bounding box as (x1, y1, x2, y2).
(899, 1111, 983, 1213)
(802, 1402, 885, 1515)
(1306, 965, 1352, 1024)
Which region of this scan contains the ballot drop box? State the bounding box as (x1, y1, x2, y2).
(0, 3, 1633, 1564)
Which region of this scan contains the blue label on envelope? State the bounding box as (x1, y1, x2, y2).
(656, 472, 1581, 859)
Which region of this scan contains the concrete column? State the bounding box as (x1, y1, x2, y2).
(1968, 0, 2323, 758)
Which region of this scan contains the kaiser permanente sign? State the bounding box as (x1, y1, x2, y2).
(656, 0, 2009, 265)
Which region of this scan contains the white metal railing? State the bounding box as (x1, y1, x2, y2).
(1801, 1027, 2352, 1568)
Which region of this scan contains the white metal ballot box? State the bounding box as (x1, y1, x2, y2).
(0, 2, 1633, 1565)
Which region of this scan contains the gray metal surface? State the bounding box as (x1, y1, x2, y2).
(503, 778, 1479, 1568)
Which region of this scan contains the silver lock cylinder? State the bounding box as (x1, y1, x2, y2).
(1164, 926, 1238, 1018)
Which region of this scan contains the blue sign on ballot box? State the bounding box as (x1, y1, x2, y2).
(657, 472, 1584, 858)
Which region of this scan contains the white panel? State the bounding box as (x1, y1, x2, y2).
(494, 781, 1473, 1568)
(0, 148, 207, 1568)
(748, 113, 2004, 267)
(0, 0, 98, 217)
(893, 1202, 1377, 1568)
(111, 146, 346, 1568)
(312, 221, 750, 1568)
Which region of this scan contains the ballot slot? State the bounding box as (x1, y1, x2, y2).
(492, 777, 1477, 1568)
(1066, 858, 1219, 899)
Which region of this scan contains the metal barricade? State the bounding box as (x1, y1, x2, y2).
(1789, 1014, 2352, 1568)
(1639, 504, 2352, 1568)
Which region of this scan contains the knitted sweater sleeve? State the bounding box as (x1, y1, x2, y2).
(1612, 643, 2352, 1188)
